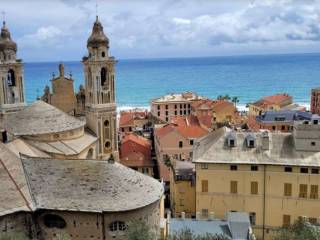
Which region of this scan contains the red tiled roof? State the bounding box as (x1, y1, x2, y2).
(247, 116, 261, 132)
(119, 112, 134, 127)
(253, 94, 292, 108)
(120, 151, 153, 167)
(121, 133, 151, 149)
(197, 115, 212, 129)
(155, 116, 208, 139)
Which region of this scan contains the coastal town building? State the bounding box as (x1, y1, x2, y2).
(191, 99, 239, 130)
(119, 109, 150, 139)
(41, 63, 77, 115)
(193, 115, 320, 240)
(151, 92, 203, 122)
(248, 110, 313, 132)
(168, 212, 254, 240)
(0, 20, 26, 125)
(120, 133, 153, 177)
(311, 87, 320, 114)
(169, 160, 195, 218)
(0, 18, 164, 240)
(248, 93, 294, 116)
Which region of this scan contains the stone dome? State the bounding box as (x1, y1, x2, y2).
(87, 16, 109, 49)
(0, 21, 17, 52)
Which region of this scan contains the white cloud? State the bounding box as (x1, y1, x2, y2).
(2, 0, 320, 61)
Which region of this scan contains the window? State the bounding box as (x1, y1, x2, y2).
(179, 199, 185, 206)
(201, 180, 208, 193)
(175, 105, 177, 109)
(272, 126, 276, 131)
(166, 117, 168, 122)
(249, 212, 256, 225)
(201, 163, 208, 169)
(251, 182, 258, 195)
(314, 120, 319, 125)
(157, 111, 160, 117)
(101, 67, 107, 86)
(299, 184, 308, 198)
(175, 110, 177, 115)
(129, 127, 132, 132)
(190, 139, 194, 145)
(284, 183, 292, 197)
(105, 141, 111, 149)
(43, 214, 66, 229)
(179, 141, 183, 148)
(165, 111, 168, 116)
(283, 215, 291, 227)
(157, 105, 160, 110)
(180, 104, 182, 108)
(229, 139, 235, 147)
(109, 221, 126, 232)
(104, 120, 109, 127)
(251, 165, 258, 171)
(165, 105, 168, 110)
(311, 142, 316, 146)
(281, 125, 286, 130)
(230, 181, 238, 194)
(184, 104, 186, 108)
(284, 167, 292, 172)
(300, 167, 308, 174)
(202, 209, 208, 218)
(180, 110, 183, 115)
(312, 168, 319, 174)
(230, 165, 238, 171)
(7, 69, 15, 86)
(310, 185, 318, 199)
(102, 51, 105, 57)
(184, 110, 186, 115)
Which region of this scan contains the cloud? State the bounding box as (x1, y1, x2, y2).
(2, 0, 320, 61)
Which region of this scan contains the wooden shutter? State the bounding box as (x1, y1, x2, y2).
(251, 182, 258, 195)
(201, 180, 208, 193)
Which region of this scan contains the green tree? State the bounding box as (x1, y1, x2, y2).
(168, 228, 229, 240)
(272, 218, 320, 240)
(231, 96, 240, 107)
(127, 220, 155, 240)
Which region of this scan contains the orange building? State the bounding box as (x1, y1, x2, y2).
(120, 133, 153, 176)
(119, 110, 150, 139)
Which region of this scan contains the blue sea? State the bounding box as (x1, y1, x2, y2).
(24, 53, 320, 111)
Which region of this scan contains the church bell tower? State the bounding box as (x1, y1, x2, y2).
(0, 21, 26, 124)
(83, 16, 118, 159)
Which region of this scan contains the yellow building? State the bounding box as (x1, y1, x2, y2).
(170, 160, 196, 218)
(193, 117, 320, 240)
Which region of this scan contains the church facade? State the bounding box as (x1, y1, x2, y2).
(0, 18, 164, 240)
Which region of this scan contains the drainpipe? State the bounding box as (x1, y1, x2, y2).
(263, 164, 266, 240)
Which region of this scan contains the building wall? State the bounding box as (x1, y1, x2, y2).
(151, 102, 192, 123)
(36, 201, 161, 240)
(170, 171, 196, 218)
(195, 163, 320, 240)
(311, 89, 320, 114)
(212, 103, 237, 124)
(50, 77, 77, 114)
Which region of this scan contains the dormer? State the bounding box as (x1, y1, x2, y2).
(245, 133, 256, 148)
(226, 131, 237, 148)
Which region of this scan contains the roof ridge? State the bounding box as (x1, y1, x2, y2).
(0, 157, 32, 212)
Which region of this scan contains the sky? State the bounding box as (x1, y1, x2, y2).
(2, 0, 320, 62)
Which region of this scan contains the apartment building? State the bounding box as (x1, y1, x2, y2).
(193, 115, 320, 240)
(151, 92, 203, 122)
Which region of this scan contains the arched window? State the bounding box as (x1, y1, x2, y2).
(104, 120, 109, 127)
(7, 69, 15, 86)
(105, 141, 111, 149)
(43, 214, 67, 229)
(102, 51, 105, 57)
(101, 68, 107, 86)
(109, 221, 126, 232)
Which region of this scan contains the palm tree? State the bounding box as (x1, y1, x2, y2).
(231, 96, 240, 108)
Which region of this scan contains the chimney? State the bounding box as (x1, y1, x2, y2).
(181, 212, 185, 220)
(209, 212, 215, 221)
(196, 212, 201, 220)
(261, 131, 270, 150)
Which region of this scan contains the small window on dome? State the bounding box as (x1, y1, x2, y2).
(109, 221, 126, 232)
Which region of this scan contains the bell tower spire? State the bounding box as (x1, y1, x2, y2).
(83, 17, 118, 160)
(0, 19, 26, 125)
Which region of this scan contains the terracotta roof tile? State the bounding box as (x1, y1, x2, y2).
(121, 133, 151, 149)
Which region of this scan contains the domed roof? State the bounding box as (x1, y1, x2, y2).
(87, 16, 109, 49)
(0, 21, 17, 52)
(4, 100, 85, 136)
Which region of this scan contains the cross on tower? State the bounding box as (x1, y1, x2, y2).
(95, 0, 98, 17)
